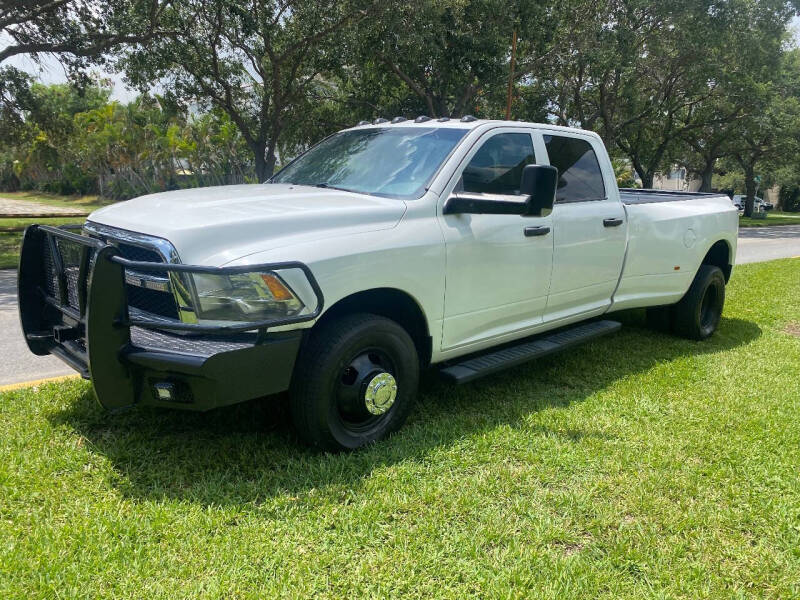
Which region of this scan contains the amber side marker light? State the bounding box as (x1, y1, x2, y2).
(261, 273, 294, 300)
(674, 266, 681, 271)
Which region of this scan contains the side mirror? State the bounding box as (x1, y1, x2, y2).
(520, 164, 558, 217)
(443, 164, 558, 217)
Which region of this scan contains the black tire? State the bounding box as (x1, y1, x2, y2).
(672, 264, 726, 340)
(290, 313, 419, 451)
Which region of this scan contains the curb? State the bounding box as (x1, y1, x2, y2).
(0, 374, 81, 393)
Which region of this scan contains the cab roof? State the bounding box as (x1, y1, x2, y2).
(346, 117, 597, 138)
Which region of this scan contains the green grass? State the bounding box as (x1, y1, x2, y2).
(0, 230, 20, 269)
(0, 218, 88, 269)
(0, 216, 86, 231)
(0, 190, 107, 213)
(2, 260, 800, 598)
(739, 210, 800, 227)
(0, 190, 102, 268)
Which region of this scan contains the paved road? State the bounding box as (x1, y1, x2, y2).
(0, 196, 88, 217)
(0, 269, 76, 386)
(2, 225, 799, 387)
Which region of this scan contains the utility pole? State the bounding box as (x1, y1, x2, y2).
(505, 29, 517, 120)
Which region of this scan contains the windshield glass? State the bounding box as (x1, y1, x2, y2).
(271, 127, 468, 199)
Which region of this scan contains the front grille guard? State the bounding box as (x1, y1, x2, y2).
(18, 224, 324, 408)
(22, 224, 324, 333)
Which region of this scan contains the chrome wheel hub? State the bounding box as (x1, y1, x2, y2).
(364, 372, 398, 415)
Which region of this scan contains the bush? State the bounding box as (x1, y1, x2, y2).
(779, 185, 800, 212)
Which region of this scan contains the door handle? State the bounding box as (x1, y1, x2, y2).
(603, 218, 623, 227)
(524, 226, 550, 237)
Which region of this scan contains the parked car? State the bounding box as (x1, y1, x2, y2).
(18, 118, 739, 450)
(732, 195, 770, 211)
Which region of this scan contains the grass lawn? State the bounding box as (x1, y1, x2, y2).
(0, 191, 102, 268)
(2, 259, 799, 598)
(0, 218, 88, 269)
(739, 210, 800, 227)
(0, 230, 21, 269)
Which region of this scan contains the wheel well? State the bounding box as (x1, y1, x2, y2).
(316, 288, 432, 367)
(701, 240, 732, 282)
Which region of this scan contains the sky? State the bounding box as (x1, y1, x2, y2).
(3, 16, 800, 103)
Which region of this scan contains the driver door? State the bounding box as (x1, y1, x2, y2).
(438, 128, 554, 353)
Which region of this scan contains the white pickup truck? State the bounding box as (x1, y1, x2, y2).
(19, 118, 738, 450)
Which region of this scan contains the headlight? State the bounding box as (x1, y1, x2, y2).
(190, 271, 304, 322)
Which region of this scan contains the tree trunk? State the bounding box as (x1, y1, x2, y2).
(628, 154, 652, 188)
(252, 140, 269, 182)
(743, 164, 756, 218)
(699, 157, 715, 193)
(264, 138, 278, 180)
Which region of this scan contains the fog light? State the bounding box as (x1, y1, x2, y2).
(153, 382, 174, 401)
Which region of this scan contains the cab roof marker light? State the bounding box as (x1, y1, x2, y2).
(436, 116, 450, 122)
(391, 116, 407, 124)
(373, 117, 389, 124)
(415, 115, 432, 123)
(356, 120, 370, 126)
(460, 115, 478, 122)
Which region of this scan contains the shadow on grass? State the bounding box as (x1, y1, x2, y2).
(48, 311, 761, 507)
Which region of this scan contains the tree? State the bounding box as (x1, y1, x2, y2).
(122, 0, 380, 181)
(675, 0, 798, 192)
(0, 0, 172, 65)
(733, 49, 800, 216)
(0, 67, 35, 140)
(6, 81, 111, 194)
(351, 0, 561, 120)
(0, 0, 174, 136)
(536, 0, 798, 188)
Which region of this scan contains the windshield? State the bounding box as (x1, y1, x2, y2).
(271, 127, 468, 199)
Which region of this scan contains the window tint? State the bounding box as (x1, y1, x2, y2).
(543, 135, 606, 202)
(461, 133, 536, 195)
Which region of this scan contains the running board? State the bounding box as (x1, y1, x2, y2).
(439, 320, 622, 384)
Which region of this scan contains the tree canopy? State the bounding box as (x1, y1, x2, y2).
(2, 0, 799, 210)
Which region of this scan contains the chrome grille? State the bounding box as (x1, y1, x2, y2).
(116, 243, 163, 263)
(84, 222, 180, 320)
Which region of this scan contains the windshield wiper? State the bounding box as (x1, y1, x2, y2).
(311, 182, 352, 193)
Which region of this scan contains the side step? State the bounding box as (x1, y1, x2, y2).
(439, 319, 622, 384)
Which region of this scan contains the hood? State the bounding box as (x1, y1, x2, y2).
(88, 183, 407, 265)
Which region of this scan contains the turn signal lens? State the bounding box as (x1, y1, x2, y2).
(261, 273, 294, 300)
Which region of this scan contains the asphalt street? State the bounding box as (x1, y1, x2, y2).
(0, 269, 77, 386)
(2, 225, 799, 387)
(736, 224, 800, 264)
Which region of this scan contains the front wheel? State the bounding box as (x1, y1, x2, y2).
(672, 265, 726, 340)
(290, 313, 419, 451)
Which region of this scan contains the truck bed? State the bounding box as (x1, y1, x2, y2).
(620, 189, 731, 205)
(610, 189, 739, 312)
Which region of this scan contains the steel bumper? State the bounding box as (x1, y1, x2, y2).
(17, 225, 322, 411)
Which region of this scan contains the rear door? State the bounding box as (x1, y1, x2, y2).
(539, 132, 627, 322)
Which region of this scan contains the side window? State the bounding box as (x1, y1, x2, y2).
(543, 135, 606, 203)
(461, 133, 536, 196)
